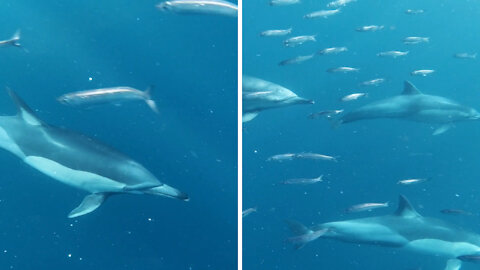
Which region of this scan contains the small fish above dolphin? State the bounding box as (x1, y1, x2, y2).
(0, 30, 21, 49)
(1, 88, 188, 218)
(156, 0, 238, 17)
(287, 195, 480, 270)
(243, 76, 313, 122)
(336, 81, 480, 135)
(57, 86, 159, 114)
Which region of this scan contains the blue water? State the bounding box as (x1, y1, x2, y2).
(243, 1, 480, 269)
(0, 1, 237, 269)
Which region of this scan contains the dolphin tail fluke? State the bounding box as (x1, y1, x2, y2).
(445, 259, 462, 270)
(144, 184, 189, 201)
(143, 85, 159, 114)
(285, 219, 311, 235)
(68, 193, 109, 218)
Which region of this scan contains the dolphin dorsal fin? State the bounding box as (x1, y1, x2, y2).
(6, 88, 43, 126)
(394, 195, 421, 218)
(402, 81, 422, 95)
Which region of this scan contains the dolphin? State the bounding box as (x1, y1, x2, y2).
(242, 76, 314, 122)
(287, 195, 480, 270)
(336, 81, 480, 134)
(0, 88, 188, 218)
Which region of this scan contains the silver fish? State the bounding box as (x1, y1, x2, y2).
(403, 36, 429, 44)
(411, 69, 435, 76)
(260, 28, 292, 37)
(360, 78, 385, 87)
(156, 0, 238, 17)
(356, 25, 384, 32)
(283, 35, 316, 47)
(279, 54, 315, 66)
(267, 153, 296, 162)
(346, 202, 389, 213)
(242, 207, 257, 218)
(269, 0, 301, 6)
(405, 9, 424, 15)
(440, 209, 472, 216)
(327, 0, 356, 8)
(327, 66, 359, 73)
(340, 93, 367, 102)
(308, 109, 344, 119)
(304, 9, 340, 19)
(282, 175, 323, 185)
(295, 153, 338, 162)
(0, 30, 21, 48)
(377, 51, 409, 58)
(318, 46, 348, 55)
(397, 178, 429, 185)
(58, 86, 158, 113)
(454, 53, 477, 59)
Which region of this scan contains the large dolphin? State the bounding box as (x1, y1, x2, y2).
(337, 81, 480, 134)
(243, 76, 314, 122)
(0, 89, 188, 218)
(287, 195, 480, 270)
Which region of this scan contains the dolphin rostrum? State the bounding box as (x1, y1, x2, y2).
(243, 76, 314, 122)
(336, 81, 480, 134)
(0, 89, 188, 218)
(287, 195, 480, 270)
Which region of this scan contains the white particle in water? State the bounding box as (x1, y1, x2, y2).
(88, 77, 93, 81)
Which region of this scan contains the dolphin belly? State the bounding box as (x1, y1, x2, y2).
(24, 156, 126, 193)
(404, 239, 480, 258)
(409, 109, 471, 123)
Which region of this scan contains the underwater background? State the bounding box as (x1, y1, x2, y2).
(0, 0, 237, 269)
(243, 0, 480, 269)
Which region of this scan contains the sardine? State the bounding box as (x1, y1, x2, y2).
(340, 93, 367, 102)
(282, 175, 323, 185)
(279, 54, 315, 66)
(283, 35, 316, 47)
(156, 0, 238, 17)
(260, 28, 292, 37)
(346, 202, 389, 213)
(58, 86, 158, 113)
(318, 46, 348, 55)
(304, 9, 340, 19)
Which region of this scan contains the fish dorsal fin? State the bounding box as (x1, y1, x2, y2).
(394, 195, 421, 218)
(6, 88, 43, 126)
(402, 81, 422, 95)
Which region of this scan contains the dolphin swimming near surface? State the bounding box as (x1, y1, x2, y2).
(287, 195, 480, 270)
(0, 88, 188, 218)
(242, 76, 314, 122)
(336, 81, 480, 134)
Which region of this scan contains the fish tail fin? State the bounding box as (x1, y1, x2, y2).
(473, 53, 478, 59)
(144, 184, 189, 201)
(143, 85, 159, 114)
(11, 29, 21, 48)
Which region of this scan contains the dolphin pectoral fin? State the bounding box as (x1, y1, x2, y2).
(122, 183, 161, 191)
(445, 259, 462, 270)
(68, 193, 109, 218)
(433, 124, 454, 136)
(243, 112, 259, 122)
(144, 184, 189, 201)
